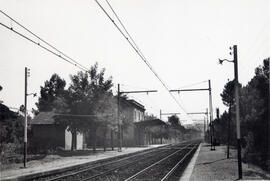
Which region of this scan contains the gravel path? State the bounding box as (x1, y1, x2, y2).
(189, 143, 270, 181)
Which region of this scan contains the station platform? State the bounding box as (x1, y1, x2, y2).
(181, 143, 270, 180)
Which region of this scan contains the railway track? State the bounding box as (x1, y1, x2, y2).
(31, 140, 200, 181)
(125, 143, 199, 181)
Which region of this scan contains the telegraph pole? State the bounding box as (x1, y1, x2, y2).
(117, 84, 121, 152)
(24, 67, 29, 168)
(233, 45, 242, 179)
(117, 84, 157, 151)
(219, 45, 242, 179)
(204, 117, 206, 142)
(227, 106, 231, 159)
(206, 108, 209, 130)
(208, 80, 215, 150)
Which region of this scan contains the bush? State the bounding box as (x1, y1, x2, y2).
(0, 143, 22, 164)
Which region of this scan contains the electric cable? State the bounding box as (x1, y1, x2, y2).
(0, 22, 87, 72)
(94, 0, 192, 120)
(0, 10, 89, 71)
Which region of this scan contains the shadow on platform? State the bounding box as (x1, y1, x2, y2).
(197, 158, 227, 165)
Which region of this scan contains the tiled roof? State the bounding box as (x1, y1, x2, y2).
(30, 111, 56, 125)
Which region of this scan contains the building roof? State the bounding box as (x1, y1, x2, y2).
(135, 119, 166, 127)
(30, 111, 56, 125)
(128, 99, 145, 111)
(0, 103, 18, 120)
(120, 97, 145, 112)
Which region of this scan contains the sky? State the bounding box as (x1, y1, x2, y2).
(0, 0, 269, 124)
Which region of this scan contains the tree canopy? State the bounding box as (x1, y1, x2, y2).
(35, 73, 66, 113)
(168, 115, 180, 126)
(220, 80, 235, 107)
(51, 63, 116, 150)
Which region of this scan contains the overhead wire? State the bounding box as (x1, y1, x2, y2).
(145, 94, 162, 112)
(105, 0, 147, 61)
(177, 80, 208, 89)
(0, 10, 89, 72)
(241, 21, 269, 75)
(94, 0, 192, 120)
(0, 22, 87, 71)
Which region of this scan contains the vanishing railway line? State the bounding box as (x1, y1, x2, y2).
(125, 143, 199, 181)
(31, 140, 200, 181)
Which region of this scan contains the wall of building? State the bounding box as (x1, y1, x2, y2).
(30, 125, 65, 150)
(65, 128, 84, 150)
(133, 108, 144, 122)
(122, 124, 136, 147)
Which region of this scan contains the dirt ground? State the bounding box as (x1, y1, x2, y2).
(189, 144, 270, 181)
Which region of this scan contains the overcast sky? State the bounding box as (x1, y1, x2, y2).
(0, 0, 269, 124)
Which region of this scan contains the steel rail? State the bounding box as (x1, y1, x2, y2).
(34, 141, 193, 181)
(124, 143, 194, 181)
(46, 144, 172, 181)
(80, 143, 189, 181)
(160, 143, 199, 181)
(46, 141, 190, 181)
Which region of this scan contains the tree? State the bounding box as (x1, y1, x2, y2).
(35, 74, 66, 113)
(220, 80, 236, 157)
(147, 125, 168, 144)
(211, 111, 232, 145)
(145, 113, 158, 120)
(54, 63, 116, 151)
(0, 103, 24, 159)
(168, 115, 180, 126)
(168, 115, 186, 142)
(220, 80, 235, 107)
(240, 58, 269, 169)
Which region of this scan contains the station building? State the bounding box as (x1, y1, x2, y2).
(29, 98, 167, 151)
(30, 111, 84, 151)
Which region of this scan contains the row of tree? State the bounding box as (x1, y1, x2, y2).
(210, 58, 269, 170)
(145, 114, 202, 144)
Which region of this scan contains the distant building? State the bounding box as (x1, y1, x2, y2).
(119, 98, 146, 146)
(85, 98, 147, 149)
(120, 99, 145, 122)
(30, 111, 84, 150)
(135, 119, 167, 145)
(119, 99, 170, 146)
